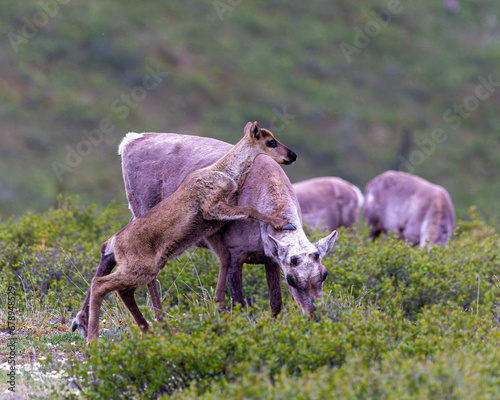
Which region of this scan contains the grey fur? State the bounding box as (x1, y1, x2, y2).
(363, 170, 455, 248)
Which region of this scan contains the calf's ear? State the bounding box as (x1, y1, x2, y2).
(244, 121, 261, 139)
(268, 234, 288, 261)
(315, 230, 338, 258)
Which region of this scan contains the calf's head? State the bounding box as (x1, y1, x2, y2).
(244, 121, 297, 165)
(268, 230, 338, 316)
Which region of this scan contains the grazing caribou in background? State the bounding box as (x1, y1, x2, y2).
(293, 177, 364, 234)
(73, 126, 338, 340)
(77, 122, 298, 343)
(363, 170, 455, 248)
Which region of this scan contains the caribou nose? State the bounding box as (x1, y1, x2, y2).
(284, 151, 297, 165)
(310, 299, 318, 319)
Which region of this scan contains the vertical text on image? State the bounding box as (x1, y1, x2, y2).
(6, 285, 17, 393)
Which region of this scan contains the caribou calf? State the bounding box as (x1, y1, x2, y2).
(82, 122, 297, 344)
(363, 170, 455, 248)
(293, 177, 363, 233)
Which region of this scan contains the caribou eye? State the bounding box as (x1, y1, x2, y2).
(314, 251, 320, 260)
(290, 256, 298, 265)
(266, 139, 277, 148)
(286, 274, 297, 288)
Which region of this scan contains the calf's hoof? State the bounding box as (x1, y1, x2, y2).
(274, 221, 297, 231)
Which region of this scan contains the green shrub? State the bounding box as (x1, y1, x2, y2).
(171, 349, 500, 400)
(320, 220, 500, 317)
(0, 196, 126, 315)
(66, 297, 500, 399)
(1, 200, 499, 398)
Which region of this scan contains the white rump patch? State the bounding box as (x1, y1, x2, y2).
(351, 184, 365, 208)
(118, 132, 145, 155)
(104, 236, 115, 256)
(365, 193, 374, 208)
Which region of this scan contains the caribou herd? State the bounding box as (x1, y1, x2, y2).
(72, 122, 455, 343)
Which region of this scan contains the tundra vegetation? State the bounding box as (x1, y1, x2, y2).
(0, 196, 499, 398)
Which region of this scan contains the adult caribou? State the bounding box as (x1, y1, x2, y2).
(364, 170, 455, 248)
(293, 176, 363, 234)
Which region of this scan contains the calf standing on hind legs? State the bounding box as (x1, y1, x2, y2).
(82, 122, 297, 344)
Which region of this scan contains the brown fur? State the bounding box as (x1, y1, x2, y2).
(363, 170, 455, 248)
(293, 177, 363, 233)
(84, 122, 297, 344)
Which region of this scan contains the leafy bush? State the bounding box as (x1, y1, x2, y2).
(171, 349, 500, 400)
(320, 217, 500, 317)
(1, 199, 499, 398)
(67, 300, 500, 399)
(0, 195, 126, 315)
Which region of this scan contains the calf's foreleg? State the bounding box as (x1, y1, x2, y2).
(203, 203, 296, 231)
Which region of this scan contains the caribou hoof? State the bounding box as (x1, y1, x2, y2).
(283, 224, 296, 230)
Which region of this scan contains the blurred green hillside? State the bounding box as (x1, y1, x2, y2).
(1, 0, 499, 222)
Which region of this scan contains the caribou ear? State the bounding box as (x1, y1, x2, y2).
(315, 230, 338, 258)
(250, 121, 261, 139)
(268, 235, 288, 261)
(244, 121, 261, 139)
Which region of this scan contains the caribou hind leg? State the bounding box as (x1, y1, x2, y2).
(72, 241, 117, 337)
(204, 233, 232, 311)
(118, 287, 150, 333)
